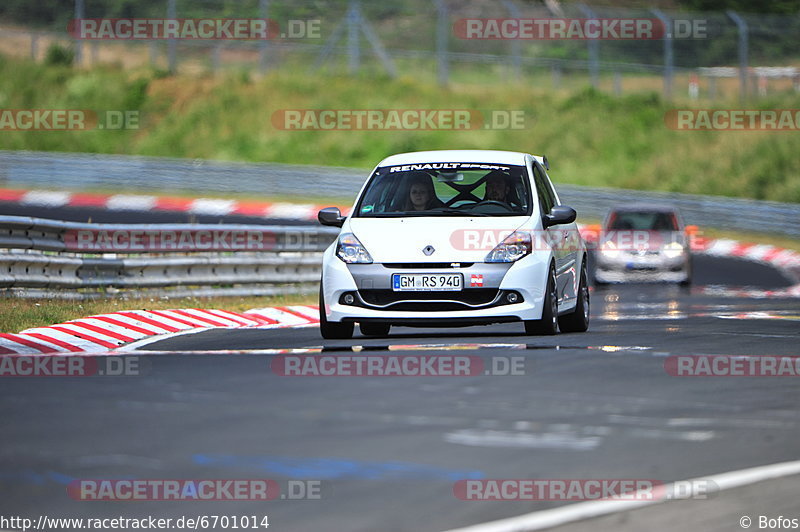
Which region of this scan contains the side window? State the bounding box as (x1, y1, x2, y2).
(542, 170, 558, 208)
(532, 165, 554, 216)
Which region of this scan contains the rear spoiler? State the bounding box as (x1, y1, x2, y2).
(533, 154, 550, 171)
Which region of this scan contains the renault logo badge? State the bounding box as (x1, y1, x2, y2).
(423, 245, 435, 256)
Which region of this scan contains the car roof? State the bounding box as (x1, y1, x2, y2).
(377, 150, 532, 167)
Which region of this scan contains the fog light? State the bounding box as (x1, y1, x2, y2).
(506, 292, 519, 303)
(343, 293, 355, 305)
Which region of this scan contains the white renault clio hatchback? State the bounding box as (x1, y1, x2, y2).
(317, 150, 589, 339)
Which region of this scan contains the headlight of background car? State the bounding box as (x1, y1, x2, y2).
(662, 242, 685, 259)
(336, 233, 373, 264)
(600, 241, 620, 259)
(485, 231, 531, 263)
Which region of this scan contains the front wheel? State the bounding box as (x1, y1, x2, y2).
(319, 285, 354, 340)
(558, 259, 590, 333)
(524, 265, 558, 335)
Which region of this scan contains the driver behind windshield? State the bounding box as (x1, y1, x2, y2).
(484, 171, 513, 203)
(404, 172, 443, 211)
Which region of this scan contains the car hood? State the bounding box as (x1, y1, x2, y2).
(347, 216, 530, 263)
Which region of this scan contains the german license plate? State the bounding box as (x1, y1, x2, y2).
(392, 273, 463, 291)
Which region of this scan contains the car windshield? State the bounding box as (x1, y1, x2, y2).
(608, 210, 679, 231)
(355, 163, 531, 217)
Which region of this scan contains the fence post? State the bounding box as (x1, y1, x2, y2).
(502, 0, 522, 79)
(74, 0, 84, 66)
(578, 4, 599, 89)
(651, 9, 673, 100)
(347, 0, 360, 74)
(259, 0, 269, 72)
(435, 0, 449, 86)
(727, 10, 748, 103)
(167, 0, 177, 74)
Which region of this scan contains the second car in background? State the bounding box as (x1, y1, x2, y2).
(592, 204, 694, 285)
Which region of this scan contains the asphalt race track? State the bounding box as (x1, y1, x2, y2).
(1, 254, 799, 531)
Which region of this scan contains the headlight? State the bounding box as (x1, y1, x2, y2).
(663, 242, 685, 259)
(485, 231, 531, 263)
(600, 242, 619, 259)
(336, 233, 373, 264)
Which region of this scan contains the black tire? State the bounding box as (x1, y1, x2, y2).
(360, 322, 391, 337)
(558, 259, 590, 333)
(678, 256, 693, 286)
(524, 265, 558, 335)
(319, 285, 353, 340)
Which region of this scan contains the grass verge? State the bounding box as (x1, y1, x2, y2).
(0, 54, 798, 202)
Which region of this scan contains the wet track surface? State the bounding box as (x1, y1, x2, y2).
(1, 254, 799, 531)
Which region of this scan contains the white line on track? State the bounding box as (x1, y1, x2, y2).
(442, 459, 800, 532)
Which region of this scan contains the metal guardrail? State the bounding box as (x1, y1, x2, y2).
(556, 184, 800, 238)
(2, 151, 798, 238)
(0, 215, 339, 298)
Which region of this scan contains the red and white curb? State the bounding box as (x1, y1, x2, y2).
(0, 188, 348, 221)
(0, 306, 320, 355)
(695, 238, 800, 298)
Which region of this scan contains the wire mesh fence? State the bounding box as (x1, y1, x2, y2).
(1, 0, 798, 100)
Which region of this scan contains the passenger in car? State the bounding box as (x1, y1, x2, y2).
(405, 172, 443, 211)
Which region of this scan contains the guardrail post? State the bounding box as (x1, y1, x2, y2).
(552, 62, 562, 89)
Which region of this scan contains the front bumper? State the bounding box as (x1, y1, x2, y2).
(321, 249, 550, 324)
(595, 251, 690, 283)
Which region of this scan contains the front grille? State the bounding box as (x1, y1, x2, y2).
(381, 262, 475, 269)
(360, 289, 498, 307)
(625, 250, 660, 256)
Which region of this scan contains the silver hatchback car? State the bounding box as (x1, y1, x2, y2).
(593, 204, 694, 285)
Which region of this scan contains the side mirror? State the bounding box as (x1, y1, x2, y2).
(318, 207, 345, 227)
(543, 205, 577, 228)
